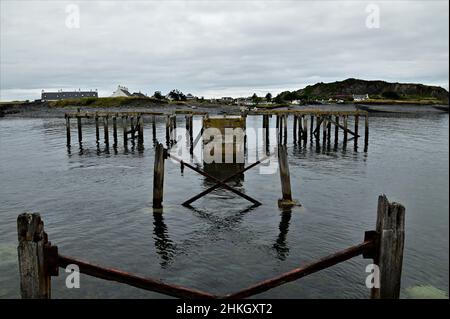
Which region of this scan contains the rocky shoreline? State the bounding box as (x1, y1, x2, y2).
(0, 100, 448, 118)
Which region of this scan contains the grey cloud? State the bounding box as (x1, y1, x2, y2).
(0, 0, 448, 101)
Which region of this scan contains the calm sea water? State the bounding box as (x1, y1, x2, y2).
(0, 113, 448, 298)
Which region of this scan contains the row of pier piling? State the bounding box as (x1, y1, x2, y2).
(65, 110, 369, 152)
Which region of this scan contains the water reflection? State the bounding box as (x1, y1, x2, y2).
(273, 209, 292, 261)
(152, 212, 176, 268)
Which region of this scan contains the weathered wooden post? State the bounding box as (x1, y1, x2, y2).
(302, 116, 308, 144)
(277, 145, 299, 208)
(371, 195, 405, 299)
(153, 143, 166, 209)
(364, 114, 369, 151)
(77, 116, 82, 145)
(354, 115, 359, 150)
(152, 115, 156, 141)
(122, 116, 127, 147)
(293, 115, 297, 144)
(310, 115, 314, 142)
(298, 115, 303, 142)
(322, 117, 327, 146)
(165, 115, 170, 146)
(95, 114, 100, 143)
(343, 115, 348, 148)
(17, 213, 51, 299)
(334, 116, 339, 149)
(113, 116, 118, 148)
(65, 115, 71, 147)
(327, 118, 331, 147)
(103, 116, 109, 147)
(130, 116, 136, 143)
(138, 115, 144, 146)
(283, 115, 287, 145)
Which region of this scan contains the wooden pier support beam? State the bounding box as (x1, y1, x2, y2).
(77, 116, 82, 145)
(310, 115, 314, 142)
(371, 195, 405, 299)
(293, 115, 297, 144)
(277, 145, 299, 208)
(152, 115, 156, 141)
(17, 213, 51, 299)
(283, 115, 287, 145)
(302, 115, 308, 144)
(364, 114, 369, 151)
(165, 115, 170, 147)
(95, 114, 100, 143)
(153, 143, 166, 209)
(343, 115, 348, 148)
(123, 116, 128, 147)
(354, 115, 359, 150)
(113, 116, 118, 148)
(103, 116, 109, 147)
(334, 116, 339, 149)
(138, 116, 144, 147)
(65, 116, 71, 147)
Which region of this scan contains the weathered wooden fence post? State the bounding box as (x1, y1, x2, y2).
(371, 195, 405, 299)
(153, 143, 166, 209)
(17, 213, 50, 299)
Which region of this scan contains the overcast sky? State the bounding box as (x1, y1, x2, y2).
(0, 0, 448, 101)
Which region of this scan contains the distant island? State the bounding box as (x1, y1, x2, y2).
(274, 78, 449, 105)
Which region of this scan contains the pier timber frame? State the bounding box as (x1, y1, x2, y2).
(65, 109, 369, 152)
(17, 194, 404, 299)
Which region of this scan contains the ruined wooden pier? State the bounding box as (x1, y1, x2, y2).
(64, 109, 369, 152)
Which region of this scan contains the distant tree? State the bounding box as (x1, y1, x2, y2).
(153, 91, 163, 100)
(168, 89, 186, 101)
(265, 93, 272, 102)
(252, 93, 261, 105)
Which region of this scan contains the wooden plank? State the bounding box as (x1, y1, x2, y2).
(152, 143, 165, 209)
(225, 239, 373, 299)
(58, 255, 216, 299)
(371, 195, 405, 299)
(17, 213, 50, 299)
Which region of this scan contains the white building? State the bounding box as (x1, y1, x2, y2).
(111, 85, 132, 97)
(352, 94, 369, 101)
